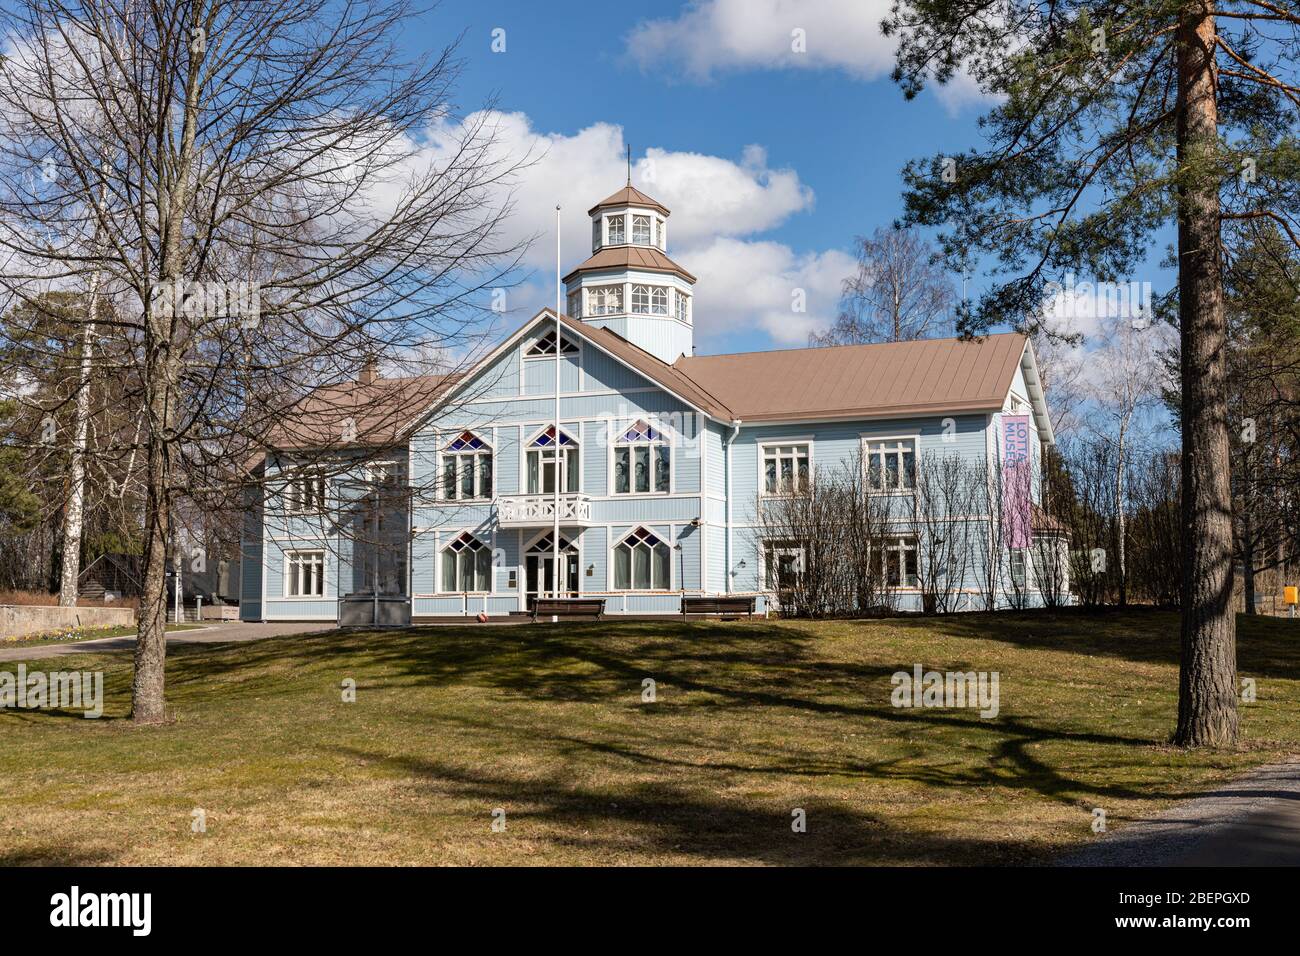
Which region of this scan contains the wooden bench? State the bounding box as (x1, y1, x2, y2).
(681, 596, 756, 620)
(530, 597, 606, 623)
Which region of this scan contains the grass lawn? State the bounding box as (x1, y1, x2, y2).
(1, 622, 202, 650)
(1, 608, 1297, 866)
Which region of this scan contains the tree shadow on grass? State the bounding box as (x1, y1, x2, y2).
(327, 744, 1064, 865)
(891, 606, 1300, 682)
(0, 845, 119, 866)
(160, 618, 1219, 809)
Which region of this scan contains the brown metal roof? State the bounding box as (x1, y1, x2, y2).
(672, 333, 1028, 423)
(264, 373, 454, 451)
(553, 314, 734, 418)
(587, 185, 670, 217)
(262, 320, 1031, 458)
(562, 246, 696, 284)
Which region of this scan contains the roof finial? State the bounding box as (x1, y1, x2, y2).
(626, 143, 631, 186)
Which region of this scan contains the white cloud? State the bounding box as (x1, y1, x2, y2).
(626, 0, 895, 82)
(421, 111, 815, 272)
(625, 0, 995, 115)
(419, 112, 847, 345)
(687, 237, 853, 345)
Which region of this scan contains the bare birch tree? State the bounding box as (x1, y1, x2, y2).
(0, 0, 526, 721)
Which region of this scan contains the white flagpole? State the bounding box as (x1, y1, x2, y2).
(553, 204, 562, 601)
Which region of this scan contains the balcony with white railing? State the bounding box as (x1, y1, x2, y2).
(495, 493, 593, 528)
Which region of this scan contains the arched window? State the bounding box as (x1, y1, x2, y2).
(525, 329, 579, 357)
(442, 533, 491, 592)
(442, 431, 492, 500)
(614, 527, 671, 591)
(526, 426, 579, 494)
(614, 420, 670, 494)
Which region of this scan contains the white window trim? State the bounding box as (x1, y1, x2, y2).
(875, 534, 921, 590)
(284, 471, 328, 516)
(761, 542, 805, 592)
(522, 424, 581, 495)
(437, 532, 493, 595)
(860, 433, 921, 495)
(523, 328, 580, 359)
(610, 420, 673, 496)
(610, 526, 674, 592)
(757, 439, 814, 498)
(283, 549, 327, 598)
(630, 283, 670, 317)
(440, 433, 494, 502)
(606, 212, 626, 245)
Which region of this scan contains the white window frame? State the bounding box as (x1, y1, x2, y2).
(606, 213, 625, 245)
(759, 442, 812, 497)
(631, 214, 652, 246)
(587, 284, 623, 316)
(284, 549, 326, 597)
(1010, 548, 1029, 590)
(763, 541, 805, 591)
(440, 533, 492, 594)
(524, 328, 579, 357)
(864, 436, 918, 493)
(524, 426, 580, 495)
(655, 217, 666, 249)
(612, 420, 671, 495)
(441, 433, 493, 501)
(875, 535, 919, 589)
(612, 527, 672, 591)
(284, 471, 327, 516)
(674, 289, 690, 324)
(631, 284, 668, 316)
(566, 290, 582, 318)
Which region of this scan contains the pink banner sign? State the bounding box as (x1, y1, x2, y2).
(1000, 415, 1033, 549)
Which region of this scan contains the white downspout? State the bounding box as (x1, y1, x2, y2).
(725, 418, 741, 593)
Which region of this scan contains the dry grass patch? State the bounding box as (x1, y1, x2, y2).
(1, 608, 1297, 865)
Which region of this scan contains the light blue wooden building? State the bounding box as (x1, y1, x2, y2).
(242, 184, 1059, 622)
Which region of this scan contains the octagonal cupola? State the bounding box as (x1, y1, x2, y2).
(563, 184, 695, 364)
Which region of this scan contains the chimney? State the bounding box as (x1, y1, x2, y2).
(358, 360, 378, 385)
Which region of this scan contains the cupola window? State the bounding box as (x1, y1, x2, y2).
(607, 214, 625, 245)
(632, 214, 651, 246)
(631, 284, 669, 316)
(588, 284, 623, 316)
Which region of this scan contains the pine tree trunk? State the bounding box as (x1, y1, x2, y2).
(1173, 2, 1238, 748)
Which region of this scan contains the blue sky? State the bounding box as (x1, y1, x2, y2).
(412, 0, 993, 355)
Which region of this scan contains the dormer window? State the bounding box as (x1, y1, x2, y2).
(607, 214, 625, 245)
(526, 328, 579, 356)
(632, 214, 651, 246)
